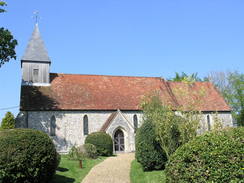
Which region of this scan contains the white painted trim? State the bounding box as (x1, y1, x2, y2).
(117, 109, 134, 130)
(22, 82, 51, 86)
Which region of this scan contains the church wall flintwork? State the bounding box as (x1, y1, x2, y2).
(18, 110, 232, 153)
(24, 110, 143, 153)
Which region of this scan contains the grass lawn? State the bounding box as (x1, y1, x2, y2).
(130, 160, 166, 183)
(50, 155, 106, 183)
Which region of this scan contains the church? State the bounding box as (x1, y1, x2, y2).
(17, 24, 233, 153)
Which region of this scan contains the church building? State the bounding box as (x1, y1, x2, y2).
(18, 24, 233, 153)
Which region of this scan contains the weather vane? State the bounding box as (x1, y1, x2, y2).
(32, 11, 40, 24)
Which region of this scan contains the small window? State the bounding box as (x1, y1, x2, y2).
(83, 115, 89, 135)
(133, 114, 138, 133)
(207, 115, 211, 131)
(33, 69, 39, 83)
(50, 116, 56, 136)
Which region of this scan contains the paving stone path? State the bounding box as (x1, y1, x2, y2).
(81, 153, 135, 183)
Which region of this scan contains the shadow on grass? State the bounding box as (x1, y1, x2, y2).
(50, 156, 107, 183)
(50, 174, 75, 183)
(57, 167, 69, 172)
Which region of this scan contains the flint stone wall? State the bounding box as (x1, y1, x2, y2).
(16, 110, 232, 153)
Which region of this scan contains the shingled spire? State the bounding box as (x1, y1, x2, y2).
(21, 24, 51, 86)
(22, 23, 50, 62)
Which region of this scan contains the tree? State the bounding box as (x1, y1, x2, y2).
(0, 1, 18, 67)
(135, 117, 167, 170)
(0, 1, 6, 13)
(141, 95, 200, 159)
(208, 71, 244, 126)
(1, 111, 15, 129)
(170, 72, 202, 82)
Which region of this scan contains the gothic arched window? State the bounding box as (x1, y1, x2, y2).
(83, 115, 89, 135)
(50, 116, 56, 136)
(133, 114, 138, 133)
(207, 115, 211, 131)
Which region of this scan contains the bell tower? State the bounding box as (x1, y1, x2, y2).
(21, 23, 51, 86)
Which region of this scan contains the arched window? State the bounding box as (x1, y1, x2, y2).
(133, 114, 138, 133)
(33, 69, 39, 83)
(83, 115, 89, 135)
(207, 115, 211, 131)
(50, 116, 56, 136)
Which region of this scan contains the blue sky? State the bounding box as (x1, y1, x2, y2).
(0, 0, 243, 120)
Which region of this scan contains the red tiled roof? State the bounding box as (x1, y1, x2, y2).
(20, 73, 231, 111)
(168, 82, 230, 111)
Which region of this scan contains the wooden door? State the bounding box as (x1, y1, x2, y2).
(114, 129, 125, 152)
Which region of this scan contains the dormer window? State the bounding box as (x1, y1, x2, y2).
(33, 69, 39, 83)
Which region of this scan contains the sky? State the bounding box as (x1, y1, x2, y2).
(0, 0, 243, 120)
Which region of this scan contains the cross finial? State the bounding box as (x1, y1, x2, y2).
(33, 11, 40, 24)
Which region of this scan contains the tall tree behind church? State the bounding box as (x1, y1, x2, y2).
(208, 71, 244, 126)
(170, 72, 202, 82)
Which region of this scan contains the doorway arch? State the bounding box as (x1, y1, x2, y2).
(114, 129, 125, 152)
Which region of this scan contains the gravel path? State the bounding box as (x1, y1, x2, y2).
(81, 153, 135, 183)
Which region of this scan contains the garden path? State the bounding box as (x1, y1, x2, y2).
(81, 153, 134, 183)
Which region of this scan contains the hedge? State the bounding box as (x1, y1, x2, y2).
(165, 127, 244, 183)
(0, 129, 59, 183)
(85, 132, 113, 156)
(135, 120, 167, 171)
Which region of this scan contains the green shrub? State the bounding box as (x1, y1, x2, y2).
(68, 144, 97, 160)
(1, 111, 15, 129)
(83, 143, 97, 159)
(135, 119, 167, 171)
(85, 132, 113, 156)
(141, 95, 199, 159)
(68, 146, 79, 160)
(0, 129, 59, 183)
(68, 146, 85, 161)
(165, 127, 244, 183)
